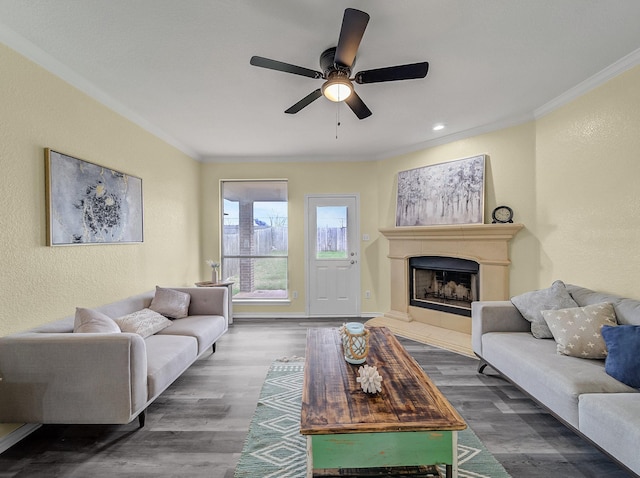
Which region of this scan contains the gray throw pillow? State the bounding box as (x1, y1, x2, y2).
(510, 280, 579, 339)
(149, 286, 191, 319)
(74, 307, 120, 334)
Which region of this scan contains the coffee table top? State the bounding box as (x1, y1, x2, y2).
(301, 326, 466, 435)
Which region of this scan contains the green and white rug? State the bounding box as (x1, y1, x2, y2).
(235, 361, 511, 478)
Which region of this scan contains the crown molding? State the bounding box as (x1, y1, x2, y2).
(371, 112, 536, 162)
(534, 46, 640, 119)
(3, 18, 639, 164)
(0, 23, 200, 161)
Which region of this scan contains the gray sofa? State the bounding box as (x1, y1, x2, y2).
(0, 286, 228, 427)
(472, 283, 640, 476)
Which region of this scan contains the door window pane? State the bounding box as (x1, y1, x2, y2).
(316, 206, 348, 259)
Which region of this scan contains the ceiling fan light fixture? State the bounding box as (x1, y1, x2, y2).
(322, 75, 353, 102)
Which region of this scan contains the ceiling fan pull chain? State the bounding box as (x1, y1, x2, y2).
(336, 103, 341, 139)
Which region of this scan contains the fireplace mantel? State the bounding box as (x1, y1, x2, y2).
(378, 223, 523, 332)
(379, 223, 523, 242)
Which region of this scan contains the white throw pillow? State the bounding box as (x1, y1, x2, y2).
(541, 302, 618, 359)
(74, 307, 120, 334)
(114, 308, 173, 338)
(149, 286, 191, 319)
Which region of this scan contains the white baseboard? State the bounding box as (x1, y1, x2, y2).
(232, 312, 381, 320)
(0, 424, 41, 454)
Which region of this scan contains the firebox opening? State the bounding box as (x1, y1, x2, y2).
(409, 256, 479, 317)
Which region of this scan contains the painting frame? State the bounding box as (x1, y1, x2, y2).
(45, 149, 144, 246)
(395, 154, 486, 227)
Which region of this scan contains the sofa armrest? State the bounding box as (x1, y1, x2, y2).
(172, 286, 228, 322)
(471, 301, 530, 356)
(0, 332, 147, 424)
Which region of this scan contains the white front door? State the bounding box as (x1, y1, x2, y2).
(306, 195, 360, 317)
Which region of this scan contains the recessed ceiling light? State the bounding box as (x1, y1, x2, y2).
(433, 124, 445, 131)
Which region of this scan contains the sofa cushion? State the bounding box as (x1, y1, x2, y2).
(541, 302, 617, 359)
(145, 335, 198, 400)
(481, 332, 635, 428)
(579, 393, 640, 476)
(94, 291, 154, 319)
(567, 284, 640, 326)
(74, 307, 120, 334)
(602, 324, 640, 388)
(158, 315, 227, 355)
(149, 286, 191, 319)
(511, 280, 579, 339)
(114, 308, 173, 338)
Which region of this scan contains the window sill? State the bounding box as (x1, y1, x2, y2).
(233, 299, 291, 306)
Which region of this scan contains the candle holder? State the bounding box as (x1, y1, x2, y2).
(340, 322, 370, 365)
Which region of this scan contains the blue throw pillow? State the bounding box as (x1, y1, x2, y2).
(602, 325, 640, 388)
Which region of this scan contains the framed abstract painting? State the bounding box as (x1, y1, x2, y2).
(45, 149, 143, 245)
(396, 154, 485, 226)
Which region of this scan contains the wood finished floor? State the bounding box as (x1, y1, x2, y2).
(0, 318, 632, 477)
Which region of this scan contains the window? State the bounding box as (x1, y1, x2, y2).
(221, 180, 288, 300)
(316, 206, 348, 259)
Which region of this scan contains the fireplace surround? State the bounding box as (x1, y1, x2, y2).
(379, 224, 522, 335)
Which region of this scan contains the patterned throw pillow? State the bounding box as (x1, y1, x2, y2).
(114, 308, 173, 338)
(74, 307, 120, 333)
(149, 286, 191, 319)
(510, 280, 579, 339)
(541, 302, 618, 359)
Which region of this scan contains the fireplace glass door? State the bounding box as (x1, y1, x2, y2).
(409, 256, 479, 317)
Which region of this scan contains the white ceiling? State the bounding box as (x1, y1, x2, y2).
(1, 0, 640, 162)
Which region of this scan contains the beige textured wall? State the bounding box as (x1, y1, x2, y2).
(373, 122, 539, 312)
(0, 43, 201, 341)
(200, 160, 381, 315)
(200, 121, 540, 316)
(535, 65, 640, 296)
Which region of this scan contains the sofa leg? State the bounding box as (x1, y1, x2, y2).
(138, 410, 146, 428)
(477, 360, 488, 374)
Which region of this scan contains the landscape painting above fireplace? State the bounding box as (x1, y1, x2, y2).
(396, 154, 485, 226)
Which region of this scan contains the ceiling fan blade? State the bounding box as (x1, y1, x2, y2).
(344, 91, 372, 120)
(285, 89, 323, 114)
(334, 8, 370, 68)
(355, 62, 429, 84)
(250, 56, 323, 79)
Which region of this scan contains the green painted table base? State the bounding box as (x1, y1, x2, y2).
(306, 430, 458, 478)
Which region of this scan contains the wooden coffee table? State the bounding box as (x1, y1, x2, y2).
(301, 326, 466, 478)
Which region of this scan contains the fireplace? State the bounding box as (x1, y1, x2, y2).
(409, 256, 479, 317)
(379, 224, 523, 336)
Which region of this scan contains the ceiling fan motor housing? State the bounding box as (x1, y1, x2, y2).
(320, 47, 354, 77)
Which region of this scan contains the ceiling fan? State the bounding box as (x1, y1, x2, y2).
(249, 8, 429, 120)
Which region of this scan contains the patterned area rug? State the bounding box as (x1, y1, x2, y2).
(234, 361, 511, 478)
